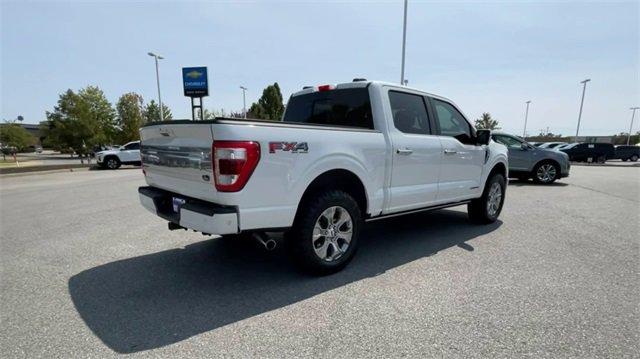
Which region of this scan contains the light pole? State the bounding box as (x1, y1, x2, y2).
(574, 78, 590, 142)
(628, 107, 640, 145)
(240, 86, 248, 119)
(147, 52, 164, 121)
(400, 0, 408, 85)
(523, 100, 531, 138)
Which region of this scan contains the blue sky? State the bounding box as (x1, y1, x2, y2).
(1, 0, 638, 136)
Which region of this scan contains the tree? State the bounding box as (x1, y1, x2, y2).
(43, 86, 117, 154)
(143, 100, 173, 122)
(474, 112, 501, 130)
(247, 83, 285, 121)
(0, 122, 35, 151)
(116, 92, 145, 143)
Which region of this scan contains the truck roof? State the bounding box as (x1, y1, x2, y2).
(290, 80, 454, 103)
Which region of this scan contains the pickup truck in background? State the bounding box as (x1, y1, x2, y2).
(138, 80, 508, 274)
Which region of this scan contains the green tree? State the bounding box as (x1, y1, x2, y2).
(143, 100, 173, 122)
(116, 92, 145, 143)
(0, 122, 35, 151)
(474, 112, 501, 130)
(247, 83, 285, 121)
(43, 86, 117, 154)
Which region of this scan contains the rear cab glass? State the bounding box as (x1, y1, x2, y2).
(283, 88, 374, 129)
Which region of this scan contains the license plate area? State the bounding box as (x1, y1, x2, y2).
(172, 197, 186, 213)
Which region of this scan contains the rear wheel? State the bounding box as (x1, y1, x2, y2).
(533, 162, 559, 184)
(287, 190, 362, 275)
(468, 173, 505, 224)
(104, 156, 121, 169)
(631, 154, 639, 162)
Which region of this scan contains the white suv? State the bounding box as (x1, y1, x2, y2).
(96, 141, 141, 169)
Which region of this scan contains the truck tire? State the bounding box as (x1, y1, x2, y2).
(287, 190, 362, 275)
(468, 173, 505, 224)
(104, 156, 121, 170)
(631, 154, 639, 162)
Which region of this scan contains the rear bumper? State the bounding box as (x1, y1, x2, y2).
(138, 186, 239, 235)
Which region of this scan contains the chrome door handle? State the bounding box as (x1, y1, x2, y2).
(444, 149, 457, 155)
(396, 148, 413, 155)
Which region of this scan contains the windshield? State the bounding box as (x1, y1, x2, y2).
(283, 88, 374, 129)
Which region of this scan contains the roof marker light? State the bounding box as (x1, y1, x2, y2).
(317, 84, 334, 92)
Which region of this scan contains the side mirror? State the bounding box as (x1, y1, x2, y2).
(521, 143, 529, 150)
(476, 129, 491, 145)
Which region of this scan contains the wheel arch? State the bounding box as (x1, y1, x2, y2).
(532, 158, 560, 173)
(295, 169, 368, 220)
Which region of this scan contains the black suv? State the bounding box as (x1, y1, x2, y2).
(615, 145, 640, 162)
(560, 143, 615, 163)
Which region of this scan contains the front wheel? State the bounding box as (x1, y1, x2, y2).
(630, 154, 639, 162)
(286, 190, 362, 275)
(533, 162, 559, 184)
(468, 173, 505, 224)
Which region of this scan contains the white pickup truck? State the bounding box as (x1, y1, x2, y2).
(139, 80, 508, 274)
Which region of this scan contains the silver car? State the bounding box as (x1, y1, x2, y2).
(492, 132, 570, 184)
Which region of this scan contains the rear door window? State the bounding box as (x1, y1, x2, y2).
(388, 91, 431, 135)
(283, 88, 374, 129)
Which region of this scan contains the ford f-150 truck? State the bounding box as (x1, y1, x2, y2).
(138, 80, 508, 274)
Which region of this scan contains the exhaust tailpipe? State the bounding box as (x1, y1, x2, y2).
(253, 232, 277, 251)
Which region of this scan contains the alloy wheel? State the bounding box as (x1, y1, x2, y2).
(536, 164, 556, 183)
(312, 206, 353, 262)
(486, 182, 502, 217)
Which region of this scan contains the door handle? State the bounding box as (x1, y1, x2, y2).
(444, 149, 457, 155)
(396, 148, 413, 155)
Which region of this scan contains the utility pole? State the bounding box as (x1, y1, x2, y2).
(240, 86, 248, 119)
(628, 107, 640, 145)
(400, 0, 408, 85)
(575, 78, 591, 142)
(148, 52, 165, 121)
(523, 100, 531, 138)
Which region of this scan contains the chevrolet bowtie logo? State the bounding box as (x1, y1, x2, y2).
(185, 70, 203, 79)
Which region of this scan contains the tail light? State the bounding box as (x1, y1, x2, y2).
(212, 141, 260, 192)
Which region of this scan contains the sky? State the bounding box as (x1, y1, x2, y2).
(1, 0, 638, 136)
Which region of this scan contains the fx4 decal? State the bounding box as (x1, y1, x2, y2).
(269, 142, 309, 154)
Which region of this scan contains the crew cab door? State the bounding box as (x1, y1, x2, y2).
(385, 89, 442, 213)
(429, 97, 485, 201)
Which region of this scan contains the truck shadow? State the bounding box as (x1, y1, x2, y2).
(68, 209, 501, 353)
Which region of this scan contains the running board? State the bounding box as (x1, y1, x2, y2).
(365, 200, 471, 222)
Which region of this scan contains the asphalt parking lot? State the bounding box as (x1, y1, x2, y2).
(1, 166, 638, 358)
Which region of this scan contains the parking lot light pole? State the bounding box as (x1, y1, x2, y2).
(400, 0, 408, 85)
(148, 52, 164, 121)
(628, 107, 640, 145)
(523, 100, 531, 138)
(240, 86, 248, 119)
(574, 78, 590, 142)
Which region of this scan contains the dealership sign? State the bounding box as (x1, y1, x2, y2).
(182, 67, 209, 97)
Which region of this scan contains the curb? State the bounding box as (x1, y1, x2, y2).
(0, 163, 92, 175)
(570, 162, 640, 168)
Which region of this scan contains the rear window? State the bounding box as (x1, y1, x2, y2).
(283, 88, 374, 129)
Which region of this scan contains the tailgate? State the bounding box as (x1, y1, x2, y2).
(140, 123, 218, 202)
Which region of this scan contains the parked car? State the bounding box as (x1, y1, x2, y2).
(96, 141, 141, 169)
(491, 132, 570, 184)
(614, 145, 639, 162)
(560, 143, 615, 163)
(138, 80, 509, 274)
(538, 142, 567, 149)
